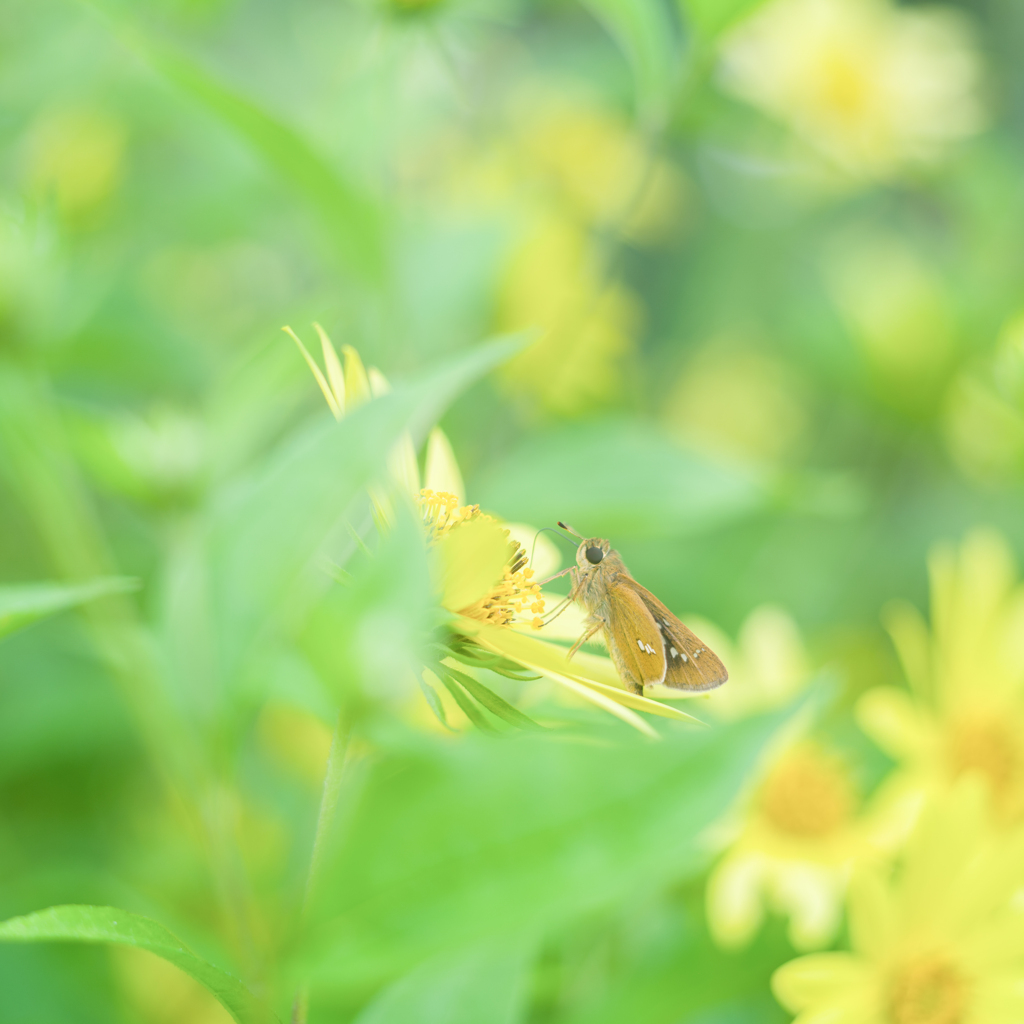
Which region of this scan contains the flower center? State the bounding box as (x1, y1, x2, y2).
(419, 489, 544, 629)
(759, 747, 854, 838)
(888, 955, 967, 1024)
(946, 714, 1022, 812)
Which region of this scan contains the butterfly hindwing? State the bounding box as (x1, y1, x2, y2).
(624, 580, 728, 692)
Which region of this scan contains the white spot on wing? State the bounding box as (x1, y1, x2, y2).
(681, 652, 688, 662)
(636, 639, 644, 651)
(670, 647, 678, 658)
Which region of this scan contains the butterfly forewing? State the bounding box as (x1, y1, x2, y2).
(603, 582, 666, 693)
(625, 580, 728, 691)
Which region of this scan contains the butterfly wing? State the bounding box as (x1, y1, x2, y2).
(624, 580, 727, 691)
(602, 581, 666, 694)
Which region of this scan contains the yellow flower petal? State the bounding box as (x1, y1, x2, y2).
(314, 322, 346, 413)
(706, 852, 766, 948)
(881, 600, 931, 701)
(284, 326, 341, 419)
(424, 427, 465, 504)
(458, 616, 704, 729)
(847, 868, 896, 960)
(856, 686, 931, 760)
(772, 862, 845, 951)
(342, 344, 371, 409)
(771, 952, 871, 1012)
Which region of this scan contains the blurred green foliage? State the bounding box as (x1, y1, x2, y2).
(4, 0, 1024, 1020)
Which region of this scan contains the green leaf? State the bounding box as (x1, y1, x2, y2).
(473, 418, 767, 540)
(95, 12, 385, 280)
(0, 906, 274, 1024)
(207, 334, 526, 677)
(677, 0, 770, 39)
(0, 578, 138, 640)
(353, 940, 533, 1024)
(418, 676, 455, 732)
(439, 674, 497, 734)
(581, 0, 680, 123)
(443, 665, 541, 731)
(301, 705, 797, 993)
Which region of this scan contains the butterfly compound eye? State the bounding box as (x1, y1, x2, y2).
(585, 546, 604, 564)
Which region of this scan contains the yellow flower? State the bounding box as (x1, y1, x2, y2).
(703, 606, 895, 949)
(858, 530, 1024, 834)
(699, 604, 813, 721)
(285, 326, 701, 735)
(664, 338, 808, 466)
(772, 782, 1024, 1024)
(720, 0, 984, 178)
(707, 741, 882, 950)
(25, 104, 127, 218)
(419, 488, 546, 630)
(497, 213, 640, 417)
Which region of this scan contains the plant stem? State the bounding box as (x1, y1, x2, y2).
(291, 710, 354, 1024)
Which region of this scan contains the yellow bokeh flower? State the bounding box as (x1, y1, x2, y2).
(707, 741, 882, 950)
(858, 530, 1024, 836)
(699, 604, 812, 721)
(25, 104, 127, 218)
(497, 212, 639, 417)
(703, 605, 892, 950)
(720, 0, 984, 179)
(772, 783, 1024, 1024)
(664, 338, 808, 466)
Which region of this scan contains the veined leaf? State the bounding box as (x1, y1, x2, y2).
(0, 578, 138, 640)
(0, 905, 273, 1024)
(300, 704, 798, 993)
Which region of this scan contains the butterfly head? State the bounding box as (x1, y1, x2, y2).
(576, 537, 612, 571)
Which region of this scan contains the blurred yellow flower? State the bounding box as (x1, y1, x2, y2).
(943, 373, 1024, 484)
(720, 0, 984, 178)
(707, 741, 880, 950)
(858, 530, 1024, 834)
(699, 604, 812, 720)
(772, 783, 1024, 1024)
(702, 605, 896, 950)
(517, 94, 685, 243)
(825, 231, 954, 398)
(498, 213, 639, 417)
(490, 91, 684, 416)
(664, 338, 807, 465)
(24, 104, 127, 218)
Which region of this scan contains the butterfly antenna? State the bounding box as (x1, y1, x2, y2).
(557, 521, 583, 539)
(530, 526, 576, 570)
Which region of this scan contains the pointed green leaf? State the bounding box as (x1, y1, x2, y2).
(0, 905, 274, 1024)
(0, 578, 138, 640)
(444, 665, 541, 731)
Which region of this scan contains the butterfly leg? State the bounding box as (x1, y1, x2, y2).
(567, 621, 603, 661)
